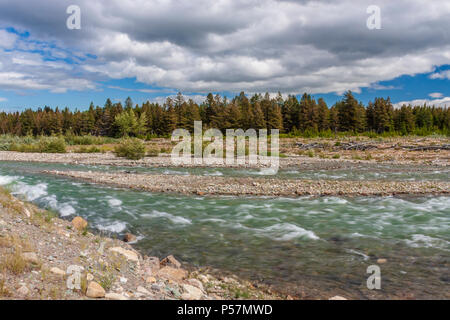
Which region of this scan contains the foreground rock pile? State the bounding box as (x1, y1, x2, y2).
(0, 190, 281, 300)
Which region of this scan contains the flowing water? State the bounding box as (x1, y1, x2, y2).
(0, 161, 449, 299)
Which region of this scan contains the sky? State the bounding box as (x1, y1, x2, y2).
(0, 0, 449, 111)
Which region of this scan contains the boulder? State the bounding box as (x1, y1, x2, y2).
(181, 284, 203, 300)
(71, 216, 88, 231)
(161, 255, 181, 268)
(22, 252, 39, 264)
(156, 266, 187, 282)
(123, 233, 136, 243)
(377, 258, 387, 264)
(187, 278, 204, 291)
(108, 247, 139, 263)
(146, 276, 156, 284)
(86, 281, 106, 298)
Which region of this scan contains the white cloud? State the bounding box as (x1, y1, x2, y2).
(0, 97, 7, 102)
(0, 30, 17, 49)
(0, 0, 450, 94)
(429, 70, 450, 80)
(394, 97, 450, 108)
(429, 92, 443, 98)
(148, 94, 207, 105)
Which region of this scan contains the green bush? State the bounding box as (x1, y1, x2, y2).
(114, 138, 146, 160)
(38, 137, 67, 153)
(8, 136, 66, 153)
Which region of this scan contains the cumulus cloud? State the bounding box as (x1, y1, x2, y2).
(394, 97, 450, 108)
(0, 0, 449, 94)
(148, 94, 207, 105)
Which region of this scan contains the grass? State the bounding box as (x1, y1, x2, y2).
(1, 249, 31, 275)
(0, 278, 11, 297)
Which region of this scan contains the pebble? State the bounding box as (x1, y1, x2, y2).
(17, 285, 30, 296)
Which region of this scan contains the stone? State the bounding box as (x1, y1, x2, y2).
(187, 278, 204, 291)
(17, 285, 30, 296)
(146, 276, 157, 283)
(71, 216, 88, 231)
(137, 286, 151, 295)
(105, 292, 128, 300)
(143, 256, 160, 275)
(108, 247, 139, 263)
(181, 284, 203, 300)
(86, 273, 94, 281)
(161, 255, 181, 268)
(377, 258, 387, 264)
(120, 277, 128, 284)
(198, 274, 208, 284)
(86, 281, 105, 298)
(156, 266, 187, 282)
(22, 252, 39, 264)
(329, 296, 347, 300)
(123, 233, 136, 243)
(50, 267, 66, 276)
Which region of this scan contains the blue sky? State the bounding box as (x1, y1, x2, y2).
(0, 0, 450, 111)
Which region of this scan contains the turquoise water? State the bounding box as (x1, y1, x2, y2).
(0, 161, 449, 299)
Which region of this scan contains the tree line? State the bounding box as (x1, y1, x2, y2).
(0, 91, 448, 138)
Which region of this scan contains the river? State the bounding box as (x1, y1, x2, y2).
(0, 161, 448, 299)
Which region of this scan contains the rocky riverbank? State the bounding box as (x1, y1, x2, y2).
(0, 188, 283, 300)
(44, 170, 449, 197)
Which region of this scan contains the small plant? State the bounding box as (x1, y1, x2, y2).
(332, 154, 341, 159)
(114, 138, 146, 160)
(307, 150, 315, 158)
(1, 249, 30, 275)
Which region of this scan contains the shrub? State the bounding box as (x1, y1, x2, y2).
(38, 137, 67, 153)
(114, 138, 146, 160)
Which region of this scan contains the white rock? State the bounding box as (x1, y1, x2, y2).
(187, 278, 204, 291)
(105, 292, 128, 300)
(120, 277, 128, 284)
(329, 295, 347, 300)
(17, 285, 30, 296)
(108, 247, 139, 263)
(137, 286, 150, 295)
(86, 273, 94, 281)
(50, 267, 66, 276)
(181, 284, 203, 300)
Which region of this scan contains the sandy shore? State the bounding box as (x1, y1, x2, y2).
(44, 170, 449, 197)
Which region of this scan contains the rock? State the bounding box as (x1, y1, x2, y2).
(143, 256, 160, 275)
(377, 258, 387, 264)
(108, 247, 139, 263)
(86, 281, 106, 298)
(146, 276, 157, 284)
(86, 273, 94, 281)
(198, 274, 208, 284)
(187, 278, 204, 291)
(105, 292, 128, 300)
(22, 252, 39, 264)
(50, 267, 66, 276)
(120, 277, 128, 284)
(123, 233, 137, 243)
(329, 296, 347, 300)
(71, 216, 88, 231)
(137, 286, 151, 295)
(161, 255, 181, 268)
(156, 266, 187, 282)
(17, 285, 30, 296)
(181, 284, 203, 300)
